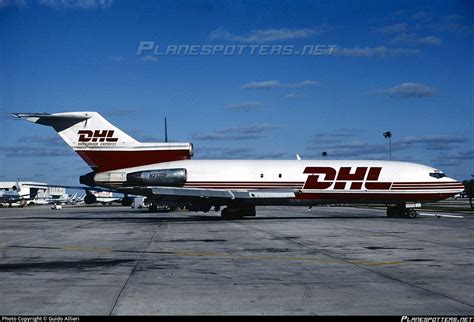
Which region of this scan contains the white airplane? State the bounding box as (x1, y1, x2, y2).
(90, 191, 121, 205)
(0, 179, 38, 207)
(12, 112, 465, 219)
(27, 192, 78, 206)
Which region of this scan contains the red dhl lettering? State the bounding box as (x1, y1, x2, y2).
(303, 167, 391, 190)
(78, 130, 118, 143)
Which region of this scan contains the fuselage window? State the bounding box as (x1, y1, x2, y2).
(429, 172, 446, 179)
(260, 173, 264, 178)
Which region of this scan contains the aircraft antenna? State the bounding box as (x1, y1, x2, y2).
(165, 117, 168, 142)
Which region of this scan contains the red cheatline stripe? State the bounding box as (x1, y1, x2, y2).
(392, 186, 463, 188)
(392, 182, 461, 185)
(186, 184, 300, 187)
(392, 181, 460, 184)
(184, 186, 301, 189)
(184, 188, 298, 190)
(392, 185, 464, 188)
(393, 183, 464, 187)
(184, 185, 303, 187)
(187, 181, 305, 184)
(391, 187, 464, 191)
(186, 185, 301, 187)
(186, 183, 303, 186)
(185, 184, 302, 186)
(392, 184, 464, 187)
(296, 192, 456, 201)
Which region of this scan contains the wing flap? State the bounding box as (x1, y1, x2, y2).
(118, 186, 298, 200)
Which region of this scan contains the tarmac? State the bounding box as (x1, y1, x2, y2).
(0, 204, 473, 315)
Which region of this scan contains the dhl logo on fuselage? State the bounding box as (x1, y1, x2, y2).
(303, 167, 391, 190)
(78, 130, 119, 143)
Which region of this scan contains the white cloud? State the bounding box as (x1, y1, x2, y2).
(431, 149, 474, 168)
(241, 80, 319, 90)
(398, 135, 467, 146)
(370, 82, 436, 98)
(193, 123, 281, 141)
(410, 11, 432, 21)
(209, 27, 325, 43)
(195, 147, 288, 159)
(374, 23, 409, 33)
(333, 46, 420, 57)
(139, 55, 159, 63)
(0, 0, 26, 8)
(106, 56, 124, 63)
(436, 14, 473, 34)
(390, 33, 442, 46)
(39, 0, 113, 9)
(418, 36, 442, 45)
(227, 102, 263, 111)
(387, 11, 473, 35)
(283, 93, 304, 99)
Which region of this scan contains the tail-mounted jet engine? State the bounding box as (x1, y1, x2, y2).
(126, 168, 187, 187)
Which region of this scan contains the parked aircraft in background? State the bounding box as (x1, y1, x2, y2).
(0, 179, 38, 207)
(86, 191, 121, 205)
(46, 193, 78, 205)
(13, 112, 465, 218)
(25, 193, 78, 206)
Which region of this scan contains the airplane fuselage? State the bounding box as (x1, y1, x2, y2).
(89, 159, 463, 205)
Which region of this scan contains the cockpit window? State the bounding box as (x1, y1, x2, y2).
(430, 172, 446, 179)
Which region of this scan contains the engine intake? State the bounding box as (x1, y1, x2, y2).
(80, 171, 96, 187)
(127, 168, 187, 187)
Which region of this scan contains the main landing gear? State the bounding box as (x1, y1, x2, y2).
(387, 205, 418, 219)
(221, 205, 256, 219)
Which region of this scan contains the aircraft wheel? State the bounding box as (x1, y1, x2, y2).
(386, 207, 395, 218)
(221, 208, 244, 220)
(407, 209, 418, 219)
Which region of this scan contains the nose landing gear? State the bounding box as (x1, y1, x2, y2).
(387, 205, 418, 218)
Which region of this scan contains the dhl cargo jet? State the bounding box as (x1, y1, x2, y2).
(12, 112, 464, 219)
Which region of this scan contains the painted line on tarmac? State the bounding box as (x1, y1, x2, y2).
(418, 212, 464, 219)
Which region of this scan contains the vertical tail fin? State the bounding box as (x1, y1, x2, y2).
(13, 112, 193, 172)
(14, 178, 21, 192)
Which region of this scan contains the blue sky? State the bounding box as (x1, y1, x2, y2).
(0, 0, 473, 185)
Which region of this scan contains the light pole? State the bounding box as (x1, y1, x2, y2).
(383, 131, 392, 160)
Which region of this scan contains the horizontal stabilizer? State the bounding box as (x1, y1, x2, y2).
(12, 113, 92, 131)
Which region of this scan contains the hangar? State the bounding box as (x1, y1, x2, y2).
(0, 181, 67, 205)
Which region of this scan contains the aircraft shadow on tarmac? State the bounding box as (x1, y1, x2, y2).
(4, 214, 386, 224)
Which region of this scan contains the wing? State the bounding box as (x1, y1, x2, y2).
(117, 186, 300, 206)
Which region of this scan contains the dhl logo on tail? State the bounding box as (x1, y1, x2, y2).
(78, 130, 119, 143)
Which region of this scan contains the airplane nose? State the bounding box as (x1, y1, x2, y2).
(448, 178, 465, 192)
